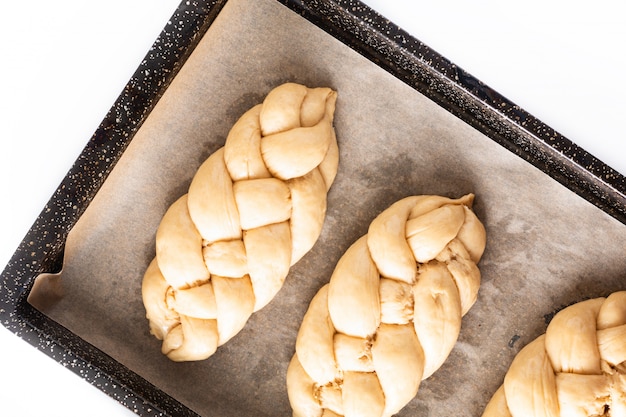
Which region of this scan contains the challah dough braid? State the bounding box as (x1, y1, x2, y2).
(482, 291, 626, 417)
(141, 83, 339, 362)
(286, 194, 487, 417)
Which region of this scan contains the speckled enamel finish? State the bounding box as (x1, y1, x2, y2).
(1, 0, 625, 416)
(279, 0, 626, 221)
(1, 1, 226, 416)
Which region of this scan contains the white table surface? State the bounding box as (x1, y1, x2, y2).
(1, 1, 624, 415)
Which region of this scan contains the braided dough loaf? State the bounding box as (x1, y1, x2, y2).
(142, 83, 339, 361)
(483, 291, 626, 417)
(287, 194, 487, 417)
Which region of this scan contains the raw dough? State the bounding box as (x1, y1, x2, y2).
(286, 194, 487, 417)
(482, 291, 626, 417)
(141, 83, 339, 361)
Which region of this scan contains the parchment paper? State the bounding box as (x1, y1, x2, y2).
(30, 0, 626, 415)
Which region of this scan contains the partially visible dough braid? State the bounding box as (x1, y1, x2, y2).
(142, 83, 339, 362)
(287, 194, 486, 417)
(483, 291, 626, 417)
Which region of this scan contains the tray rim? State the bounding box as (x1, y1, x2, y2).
(2, 0, 625, 415)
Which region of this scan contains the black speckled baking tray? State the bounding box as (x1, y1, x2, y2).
(1, 0, 625, 416)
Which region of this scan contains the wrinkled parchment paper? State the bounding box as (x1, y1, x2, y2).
(30, 0, 626, 415)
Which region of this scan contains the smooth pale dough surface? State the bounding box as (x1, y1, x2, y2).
(142, 82, 339, 362)
(482, 291, 626, 417)
(287, 194, 487, 417)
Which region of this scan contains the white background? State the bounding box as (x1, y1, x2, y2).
(1, 1, 624, 415)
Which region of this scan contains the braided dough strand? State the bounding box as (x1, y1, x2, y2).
(287, 194, 486, 417)
(142, 83, 338, 361)
(482, 291, 626, 417)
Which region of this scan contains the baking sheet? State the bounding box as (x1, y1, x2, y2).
(26, 0, 626, 415)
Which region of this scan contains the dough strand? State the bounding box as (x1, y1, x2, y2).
(482, 291, 626, 417)
(287, 194, 487, 416)
(142, 83, 338, 361)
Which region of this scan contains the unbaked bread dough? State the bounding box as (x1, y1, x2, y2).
(482, 291, 626, 417)
(141, 83, 339, 361)
(286, 194, 487, 417)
